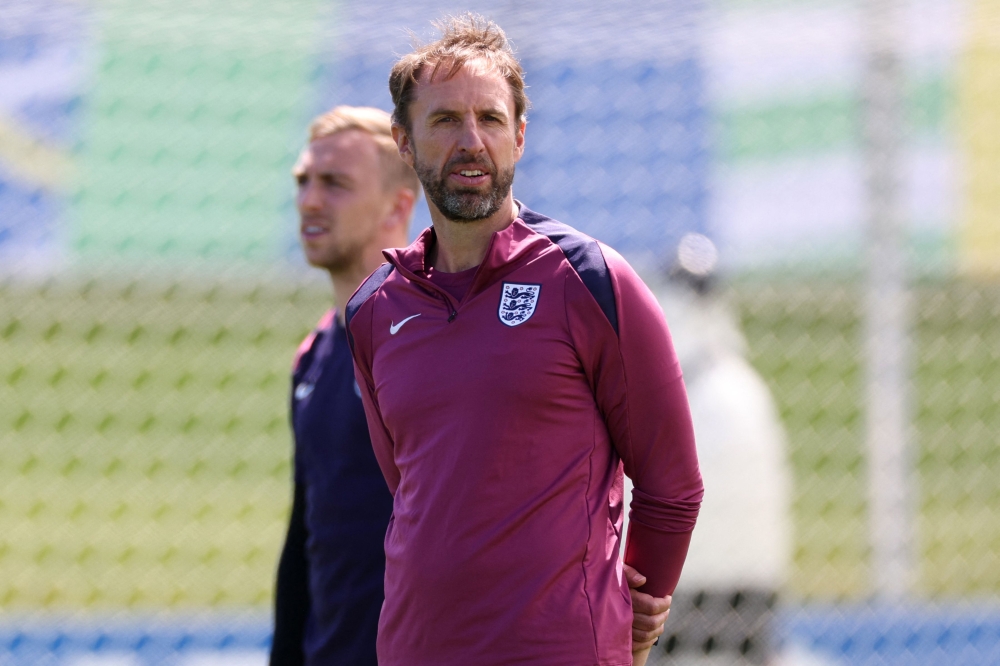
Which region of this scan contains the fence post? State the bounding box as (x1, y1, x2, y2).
(860, 0, 914, 600)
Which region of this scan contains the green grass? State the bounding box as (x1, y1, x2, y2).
(2, 274, 997, 609)
(734, 278, 1000, 599)
(1, 274, 329, 609)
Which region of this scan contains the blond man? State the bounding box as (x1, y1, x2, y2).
(270, 106, 419, 666)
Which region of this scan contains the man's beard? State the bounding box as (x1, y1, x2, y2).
(415, 153, 515, 222)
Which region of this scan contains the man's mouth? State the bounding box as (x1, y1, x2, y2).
(450, 167, 490, 186)
(301, 224, 328, 238)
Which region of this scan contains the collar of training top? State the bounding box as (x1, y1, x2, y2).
(382, 202, 553, 298)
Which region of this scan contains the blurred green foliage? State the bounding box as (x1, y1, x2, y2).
(1, 275, 996, 609)
(736, 279, 1000, 599)
(1, 275, 327, 608)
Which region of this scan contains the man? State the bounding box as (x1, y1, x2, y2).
(270, 106, 420, 666)
(346, 15, 703, 666)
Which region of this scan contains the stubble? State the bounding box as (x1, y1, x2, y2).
(415, 152, 515, 222)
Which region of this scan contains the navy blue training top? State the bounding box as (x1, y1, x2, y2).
(277, 311, 393, 665)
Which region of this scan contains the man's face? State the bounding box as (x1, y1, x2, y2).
(294, 130, 388, 273)
(397, 61, 525, 222)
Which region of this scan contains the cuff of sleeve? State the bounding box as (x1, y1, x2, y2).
(623, 520, 694, 598)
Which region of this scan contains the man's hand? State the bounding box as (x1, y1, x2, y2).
(624, 563, 671, 666)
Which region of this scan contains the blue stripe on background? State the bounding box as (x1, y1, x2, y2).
(0, 617, 270, 665)
(3, 605, 1000, 665)
(784, 604, 1000, 666)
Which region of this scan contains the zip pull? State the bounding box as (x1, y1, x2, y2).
(447, 310, 457, 323)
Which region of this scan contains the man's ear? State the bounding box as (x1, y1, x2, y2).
(392, 124, 415, 168)
(513, 119, 526, 163)
(382, 186, 417, 239)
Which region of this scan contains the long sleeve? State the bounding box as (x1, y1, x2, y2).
(270, 481, 309, 666)
(569, 245, 704, 598)
(353, 361, 401, 494)
(347, 277, 401, 495)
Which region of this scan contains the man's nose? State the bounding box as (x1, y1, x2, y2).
(298, 181, 322, 211)
(456, 120, 486, 154)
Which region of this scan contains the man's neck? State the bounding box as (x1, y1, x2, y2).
(429, 197, 518, 273)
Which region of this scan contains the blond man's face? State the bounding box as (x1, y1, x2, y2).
(293, 130, 391, 273)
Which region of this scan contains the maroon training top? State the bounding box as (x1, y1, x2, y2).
(346, 206, 703, 666)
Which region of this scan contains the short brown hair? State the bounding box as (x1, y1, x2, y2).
(308, 105, 421, 195)
(389, 14, 529, 131)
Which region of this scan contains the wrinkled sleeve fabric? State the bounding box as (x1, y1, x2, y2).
(568, 244, 703, 598)
(347, 291, 401, 495)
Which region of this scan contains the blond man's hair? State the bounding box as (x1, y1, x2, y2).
(389, 13, 529, 131)
(308, 105, 421, 195)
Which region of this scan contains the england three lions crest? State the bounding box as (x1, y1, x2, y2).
(498, 283, 541, 327)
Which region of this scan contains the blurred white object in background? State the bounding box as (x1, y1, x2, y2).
(626, 233, 794, 664)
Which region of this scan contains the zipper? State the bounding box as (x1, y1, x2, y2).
(385, 259, 467, 323)
(423, 284, 458, 322)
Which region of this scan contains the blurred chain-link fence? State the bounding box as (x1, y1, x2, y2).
(2, 0, 999, 664)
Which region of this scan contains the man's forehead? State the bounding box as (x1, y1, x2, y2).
(415, 60, 513, 111)
(296, 131, 378, 170)
(420, 56, 495, 82)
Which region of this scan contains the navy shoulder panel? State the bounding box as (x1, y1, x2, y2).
(519, 206, 619, 335)
(345, 263, 395, 349)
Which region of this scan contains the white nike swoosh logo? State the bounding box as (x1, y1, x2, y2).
(390, 313, 421, 335)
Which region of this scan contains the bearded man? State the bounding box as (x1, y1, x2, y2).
(346, 16, 703, 666)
